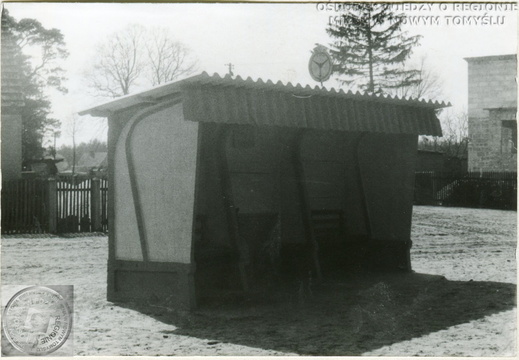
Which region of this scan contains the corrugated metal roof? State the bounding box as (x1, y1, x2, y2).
(80, 72, 449, 136)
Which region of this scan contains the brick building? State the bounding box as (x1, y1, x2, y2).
(465, 54, 517, 171)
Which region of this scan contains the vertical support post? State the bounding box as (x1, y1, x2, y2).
(46, 178, 57, 233)
(91, 177, 102, 232)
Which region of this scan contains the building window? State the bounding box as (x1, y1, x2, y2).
(501, 120, 517, 154)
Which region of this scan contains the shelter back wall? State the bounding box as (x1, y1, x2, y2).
(196, 126, 410, 246)
(196, 125, 306, 246)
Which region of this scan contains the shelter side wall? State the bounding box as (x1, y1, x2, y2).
(113, 103, 198, 263)
(300, 131, 368, 237)
(131, 104, 198, 263)
(108, 102, 197, 310)
(359, 133, 418, 241)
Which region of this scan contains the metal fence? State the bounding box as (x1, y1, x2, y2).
(415, 171, 517, 210)
(2, 176, 108, 234)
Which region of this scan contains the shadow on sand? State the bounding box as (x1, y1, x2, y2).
(119, 272, 516, 355)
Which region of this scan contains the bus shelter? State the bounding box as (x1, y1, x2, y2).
(80, 72, 448, 309)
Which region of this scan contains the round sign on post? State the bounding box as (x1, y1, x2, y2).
(308, 45, 333, 85)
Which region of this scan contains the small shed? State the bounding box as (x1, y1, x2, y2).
(80, 72, 448, 309)
(416, 149, 445, 172)
(76, 151, 108, 172)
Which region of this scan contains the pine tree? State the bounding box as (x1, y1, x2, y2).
(2, 9, 68, 162)
(327, 4, 421, 94)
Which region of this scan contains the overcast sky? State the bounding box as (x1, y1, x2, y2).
(4, 2, 517, 147)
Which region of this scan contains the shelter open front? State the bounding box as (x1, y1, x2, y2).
(79, 72, 448, 310)
(193, 123, 418, 303)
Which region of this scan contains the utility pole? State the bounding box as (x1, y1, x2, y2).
(70, 115, 78, 177)
(53, 131, 61, 159)
(225, 63, 234, 76)
(53, 132, 58, 159)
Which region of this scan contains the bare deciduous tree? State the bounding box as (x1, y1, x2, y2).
(440, 111, 469, 157)
(86, 25, 146, 97)
(420, 110, 469, 158)
(85, 24, 197, 98)
(387, 56, 444, 101)
(65, 113, 84, 175)
(145, 27, 198, 86)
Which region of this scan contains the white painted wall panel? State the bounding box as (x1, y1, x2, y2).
(131, 104, 198, 263)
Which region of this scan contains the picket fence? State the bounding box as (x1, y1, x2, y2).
(1, 177, 108, 234)
(2, 171, 516, 235)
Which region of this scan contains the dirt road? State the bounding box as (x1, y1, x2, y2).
(1, 206, 516, 356)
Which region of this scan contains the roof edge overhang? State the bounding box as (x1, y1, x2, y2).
(78, 83, 184, 117)
(79, 71, 451, 118)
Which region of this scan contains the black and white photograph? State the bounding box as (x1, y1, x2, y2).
(1, 1, 517, 356)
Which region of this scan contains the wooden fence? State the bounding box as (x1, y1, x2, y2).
(1, 179, 48, 234)
(415, 171, 517, 210)
(2, 177, 108, 234)
(3, 171, 515, 234)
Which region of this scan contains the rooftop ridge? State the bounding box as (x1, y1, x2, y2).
(190, 72, 450, 108)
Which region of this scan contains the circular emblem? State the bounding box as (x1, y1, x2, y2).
(308, 45, 333, 83)
(2, 286, 72, 355)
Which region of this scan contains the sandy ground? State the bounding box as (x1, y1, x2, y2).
(1, 206, 516, 356)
